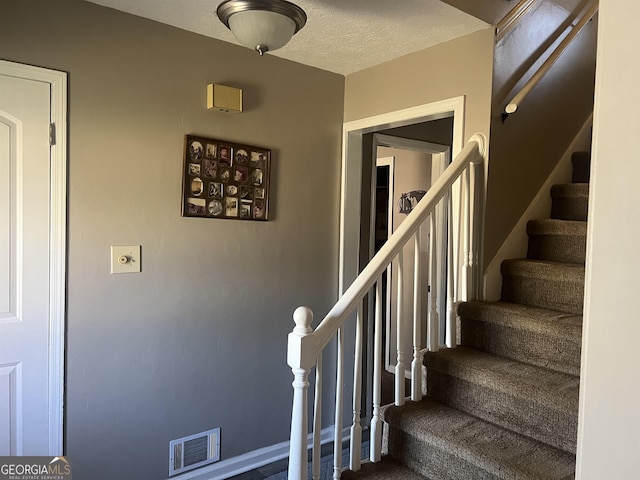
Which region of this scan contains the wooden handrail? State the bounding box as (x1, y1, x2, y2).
(503, 0, 598, 118)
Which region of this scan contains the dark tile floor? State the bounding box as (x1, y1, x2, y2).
(227, 436, 369, 480)
(227, 440, 336, 480)
(227, 457, 289, 479)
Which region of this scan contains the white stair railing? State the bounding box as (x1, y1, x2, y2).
(287, 133, 487, 480)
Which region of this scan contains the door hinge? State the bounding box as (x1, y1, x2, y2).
(49, 123, 56, 146)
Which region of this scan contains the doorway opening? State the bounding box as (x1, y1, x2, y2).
(373, 135, 451, 379)
(339, 96, 465, 418)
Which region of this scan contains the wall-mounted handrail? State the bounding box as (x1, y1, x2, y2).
(495, 0, 539, 43)
(503, 0, 598, 118)
(287, 133, 487, 480)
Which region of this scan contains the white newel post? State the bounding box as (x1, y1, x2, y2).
(288, 307, 316, 480)
(467, 134, 486, 301)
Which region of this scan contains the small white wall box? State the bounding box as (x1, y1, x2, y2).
(207, 83, 242, 113)
(169, 427, 221, 476)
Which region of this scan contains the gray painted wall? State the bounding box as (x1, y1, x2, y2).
(0, 1, 344, 479)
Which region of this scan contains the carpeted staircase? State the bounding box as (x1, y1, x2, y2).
(343, 152, 590, 480)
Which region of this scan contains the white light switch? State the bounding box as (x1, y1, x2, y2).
(111, 245, 141, 274)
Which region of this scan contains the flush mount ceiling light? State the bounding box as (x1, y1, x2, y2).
(217, 0, 307, 56)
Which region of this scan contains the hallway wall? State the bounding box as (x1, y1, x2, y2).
(0, 1, 344, 479)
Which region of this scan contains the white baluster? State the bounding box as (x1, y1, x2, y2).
(288, 307, 314, 480)
(370, 279, 383, 462)
(411, 229, 423, 401)
(446, 189, 457, 348)
(395, 250, 405, 406)
(456, 175, 465, 309)
(470, 161, 482, 300)
(312, 352, 322, 480)
(333, 327, 344, 480)
(464, 167, 473, 301)
(428, 214, 440, 352)
(468, 164, 476, 300)
(350, 304, 363, 471)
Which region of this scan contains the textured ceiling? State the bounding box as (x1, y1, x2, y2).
(84, 0, 489, 75)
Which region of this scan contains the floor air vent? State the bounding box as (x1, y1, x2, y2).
(169, 427, 220, 476)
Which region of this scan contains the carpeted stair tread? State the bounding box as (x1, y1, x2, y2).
(526, 218, 587, 236)
(550, 183, 589, 221)
(458, 301, 582, 341)
(424, 347, 579, 412)
(501, 259, 585, 314)
(458, 300, 582, 375)
(526, 219, 587, 264)
(341, 457, 430, 480)
(424, 347, 579, 452)
(384, 399, 576, 480)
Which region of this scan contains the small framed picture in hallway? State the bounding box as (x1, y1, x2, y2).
(181, 134, 271, 221)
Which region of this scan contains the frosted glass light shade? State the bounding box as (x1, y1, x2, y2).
(217, 0, 307, 55)
(229, 10, 296, 53)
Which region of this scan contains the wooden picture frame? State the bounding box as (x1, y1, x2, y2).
(181, 135, 271, 221)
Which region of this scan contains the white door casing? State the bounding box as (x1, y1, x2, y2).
(339, 97, 464, 295)
(0, 60, 67, 455)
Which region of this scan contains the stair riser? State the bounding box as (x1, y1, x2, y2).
(501, 274, 584, 314)
(426, 372, 578, 453)
(460, 318, 581, 376)
(387, 427, 500, 480)
(550, 195, 588, 222)
(527, 234, 586, 264)
(571, 152, 591, 183)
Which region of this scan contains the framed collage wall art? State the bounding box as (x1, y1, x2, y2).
(181, 135, 271, 221)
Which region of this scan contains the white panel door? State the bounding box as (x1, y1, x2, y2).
(0, 72, 51, 455)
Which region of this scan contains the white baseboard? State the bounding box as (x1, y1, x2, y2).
(169, 426, 350, 480)
(483, 114, 593, 301)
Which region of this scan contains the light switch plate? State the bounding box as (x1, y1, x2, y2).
(111, 245, 141, 274)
